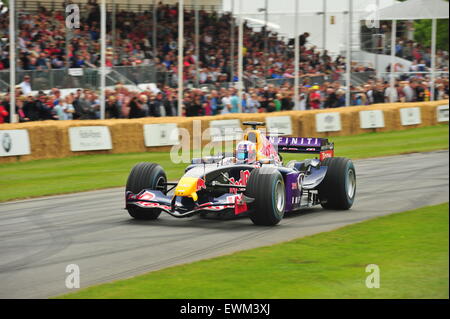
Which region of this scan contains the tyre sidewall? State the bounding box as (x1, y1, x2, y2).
(126, 162, 166, 220)
(319, 157, 356, 210)
(246, 167, 286, 226)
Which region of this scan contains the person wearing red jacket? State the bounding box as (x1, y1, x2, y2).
(0, 104, 9, 124)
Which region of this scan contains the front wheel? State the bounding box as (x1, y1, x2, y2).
(245, 167, 286, 226)
(318, 157, 356, 210)
(126, 162, 167, 220)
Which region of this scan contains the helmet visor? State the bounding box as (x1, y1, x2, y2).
(237, 152, 247, 161)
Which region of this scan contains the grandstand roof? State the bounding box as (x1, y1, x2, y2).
(375, 0, 449, 20)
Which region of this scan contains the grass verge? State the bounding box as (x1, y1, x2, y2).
(0, 125, 448, 202)
(58, 203, 449, 299)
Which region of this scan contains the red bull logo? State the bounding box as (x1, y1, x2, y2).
(196, 178, 207, 191)
(229, 170, 250, 194)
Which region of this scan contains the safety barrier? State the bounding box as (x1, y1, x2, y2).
(0, 100, 448, 163)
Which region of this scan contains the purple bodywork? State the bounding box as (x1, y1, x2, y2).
(269, 136, 323, 147)
(283, 172, 303, 212)
(268, 137, 325, 154)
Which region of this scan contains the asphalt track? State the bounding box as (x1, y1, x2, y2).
(0, 150, 448, 299)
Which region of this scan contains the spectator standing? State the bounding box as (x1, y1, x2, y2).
(36, 93, 58, 120)
(323, 88, 338, 108)
(128, 96, 147, 118)
(23, 95, 40, 121)
(19, 75, 32, 95)
(221, 91, 232, 114)
(372, 84, 385, 104)
(230, 90, 240, 113)
(155, 92, 166, 117)
(105, 96, 120, 119)
(164, 93, 177, 116)
(274, 94, 282, 112)
(209, 90, 222, 115)
(245, 93, 260, 113)
(335, 89, 346, 107)
(16, 97, 30, 122)
(384, 84, 399, 103)
(0, 102, 8, 124)
(415, 82, 426, 102)
(309, 86, 321, 110)
(402, 81, 416, 102)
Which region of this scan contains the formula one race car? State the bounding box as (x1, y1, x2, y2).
(125, 122, 356, 226)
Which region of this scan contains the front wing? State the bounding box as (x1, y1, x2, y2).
(126, 190, 249, 218)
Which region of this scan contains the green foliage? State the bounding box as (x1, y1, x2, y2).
(413, 19, 449, 51)
(396, 0, 448, 50)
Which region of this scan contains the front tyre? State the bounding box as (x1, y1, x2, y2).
(245, 167, 286, 226)
(126, 162, 167, 220)
(318, 157, 356, 210)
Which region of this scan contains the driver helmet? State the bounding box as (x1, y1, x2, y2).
(236, 141, 257, 164)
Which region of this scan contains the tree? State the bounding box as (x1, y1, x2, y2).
(413, 19, 449, 51)
(398, 0, 449, 51)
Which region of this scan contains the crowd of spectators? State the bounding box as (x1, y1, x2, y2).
(0, 1, 449, 124)
(362, 20, 449, 73)
(1, 75, 448, 123)
(1, 1, 378, 82)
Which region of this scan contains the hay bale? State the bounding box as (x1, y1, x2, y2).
(1, 100, 448, 164)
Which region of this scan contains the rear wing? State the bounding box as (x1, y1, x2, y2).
(268, 136, 335, 161)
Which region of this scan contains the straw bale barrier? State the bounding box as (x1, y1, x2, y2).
(0, 100, 447, 163)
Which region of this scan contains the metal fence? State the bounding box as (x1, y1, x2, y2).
(0, 67, 379, 94)
(15, 0, 223, 14)
(0, 65, 163, 92)
(378, 71, 450, 82)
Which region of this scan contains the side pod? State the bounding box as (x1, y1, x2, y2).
(302, 166, 328, 190)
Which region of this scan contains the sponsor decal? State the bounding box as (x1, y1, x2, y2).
(226, 194, 248, 215)
(137, 191, 156, 201)
(316, 113, 342, 132)
(136, 202, 171, 211)
(1, 132, 11, 153)
(229, 170, 250, 194)
(0, 130, 31, 157)
(399, 107, 421, 126)
(325, 115, 334, 124)
(437, 105, 449, 122)
(320, 150, 334, 161)
(144, 123, 180, 147)
(209, 119, 243, 142)
(196, 178, 207, 191)
(269, 136, 321, 147)
(359, 110, 385, 129)
(68, 126, 112, 151)
(266, 116, 293, 136)
(198, 202, 234, 211)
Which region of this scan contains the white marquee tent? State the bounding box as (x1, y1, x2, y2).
(376, 0, 449, 20)
(363, 0, 449, 101)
